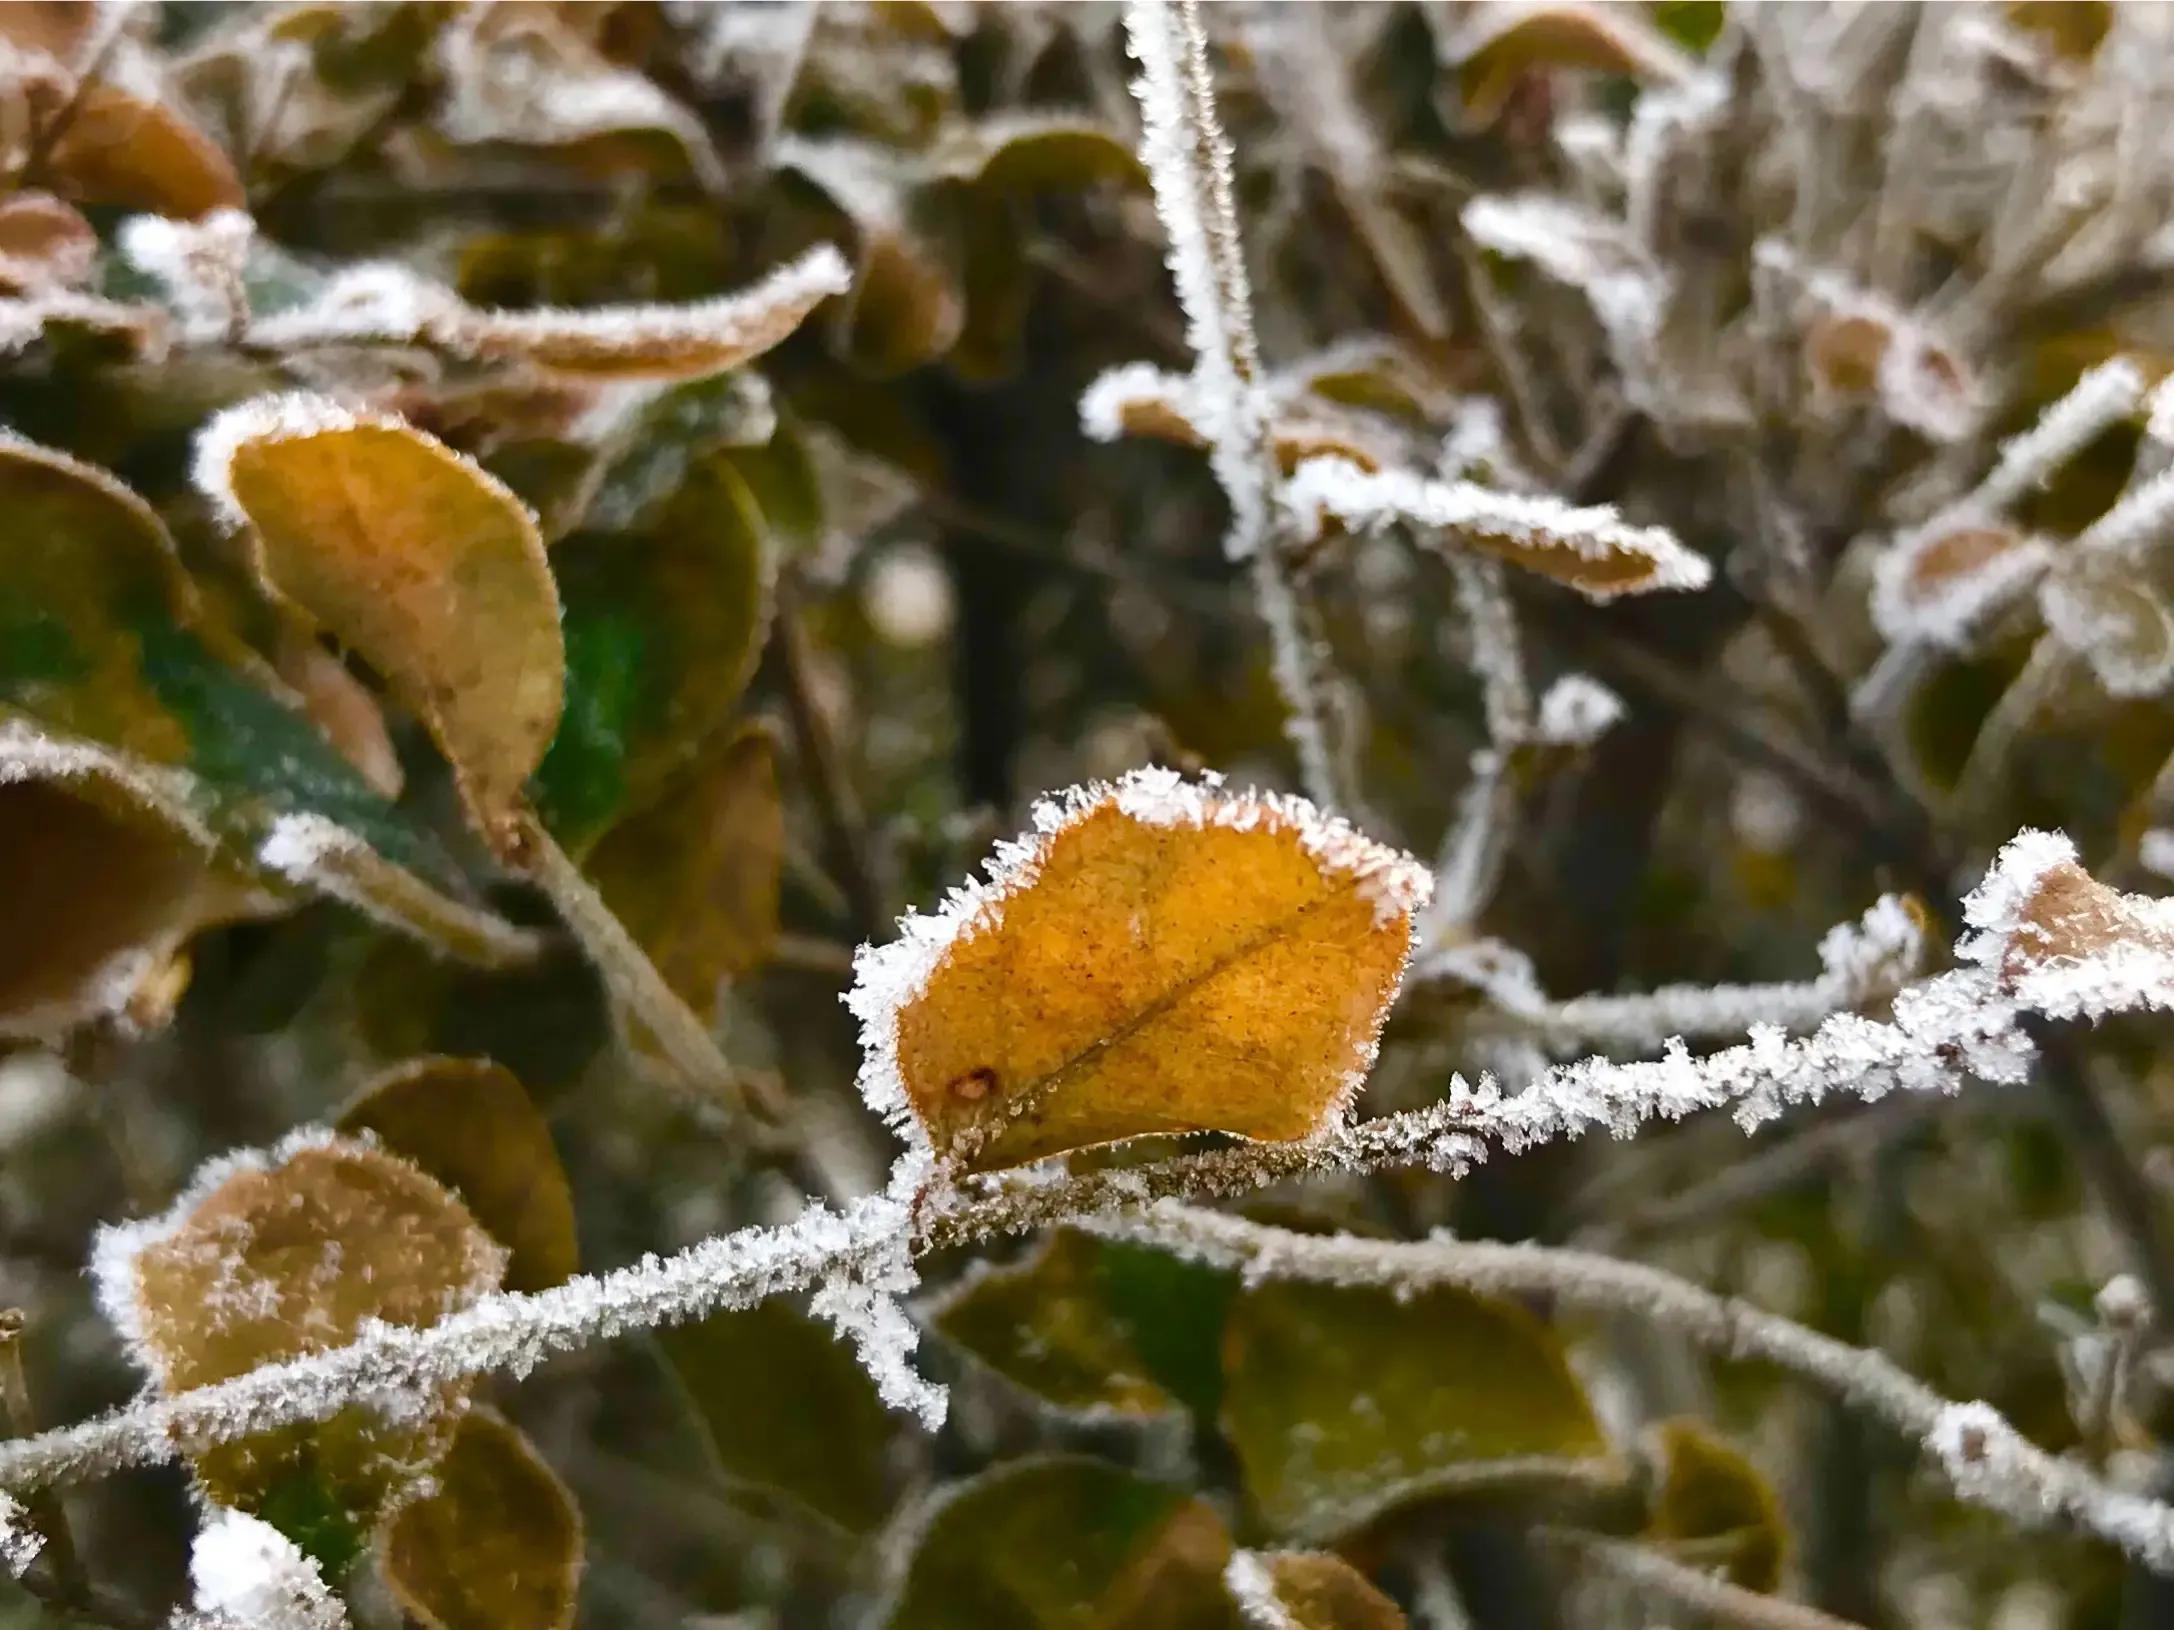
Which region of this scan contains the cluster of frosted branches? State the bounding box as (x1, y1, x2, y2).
(11, 833, 2174, 1582)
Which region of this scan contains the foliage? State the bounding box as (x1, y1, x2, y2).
(4, 4, 2174, 1630)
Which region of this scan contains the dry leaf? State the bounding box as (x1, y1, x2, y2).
(338, 1056, 578, 1293)
(194, 394, 563, 853)
(849, 768, 1430, 1172)
(585, 724, 783, 1014)
(1450, 3, 1690, 128)
(2042, 570, 2174, 698)
(1996, 855, 2169, 979)
(0, 190, 96, 293)
(48, 75, 247, 219)
(382, 1409, 582, 1630)
(1248, 1552, 1407, 1630)
(97, 1135, 506, 1528)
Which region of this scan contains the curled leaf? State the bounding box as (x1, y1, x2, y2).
(194, 395, 564, 852)
(885, 1457, 1241, 1630)
(2042, 570, 2174, 698)
(1449, 2, 1691, 127)
(1221, 1278, 1615, 1541)
(337, 1056, 578, 1292)
(47, 79, 247, 218)
(0, 190, 95, 293)
(1232, 1551, 1407, 1630)
(1871, 522, 2051, 650)
(92, 1134, 506, 1537)
(1644, 1420, 1787, 1593)
(382, 1409, 582, 1630)
(1286, 456, 1711, 602)
(848, 768, 1430, 1172)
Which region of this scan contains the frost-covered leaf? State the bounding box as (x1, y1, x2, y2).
(1871, 523, 2051, 650)
(0, 718, 250, 1040)
(1221, 1278, 1615, 1541)
(929, 1230, 1183, 1419)
(381, 1409, 581, 1630)
(195, 394, 564, 854)
(1643, 1420, 1787, 1593)
(848, 768, 1430, 1172)
(185, 1507, 349, 1630)
(531, 455, 773, 851)
(337, 1056, 577, 1293)
(0, 189, 95, 293)
(1226, 1550, 1406, 1630)
(93, 1133, 506, 1547)
(44, 75, 246, 219)
(1448, 2, 1691, 127)
(584, 724, 783, 1015)
(659, 1299, 897, 1535)
(2042, 570, 2174, 698)
(885, 1456, 1242, 1630)
(1286, 456, 1711, 603)
(1966, 831, 2174, 1009)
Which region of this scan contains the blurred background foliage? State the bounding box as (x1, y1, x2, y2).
(2, 2, 2173, 1628)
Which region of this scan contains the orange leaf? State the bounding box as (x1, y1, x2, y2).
(848, 769, 1429, 1171)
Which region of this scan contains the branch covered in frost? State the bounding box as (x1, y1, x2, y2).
(1102, 1205, 2174, 1574)
(1419, 895, 1930, 1054)
(1534, 1529, 1871, 1630)
(5, 833, 2169, 1520)
(1224, 1551, 1294, 1630)
(1974, 359, 2145, 514)
(1287, 456, 1712, 603)
(0, 1493, 41, 1579)
(1121, 0, 1342, 806)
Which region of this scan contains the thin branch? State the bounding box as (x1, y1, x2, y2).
(1534, 1529, 1868, 1630)
(1103, 1205, 2174, 1572)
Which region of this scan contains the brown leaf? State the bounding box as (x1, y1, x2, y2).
(0, 190, 96, 293)
(849, 770, 1430, 1172)
(1452, 3, 1690, 128)
(585, 724, 783, 1015)
(104, 1136, 506, 1526)
(338, 1056, 579, 1293)
(1999, 856, 2171, 979)
(196, 396, 564, 853)
(274, 631, 404, 799)
(382, 1409, 582, 1630)
(49, 77, 246, 219)
(1250, 1552, 1407, 1630)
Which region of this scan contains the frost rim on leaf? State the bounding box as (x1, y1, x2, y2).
(843, 766, 1434, 1149)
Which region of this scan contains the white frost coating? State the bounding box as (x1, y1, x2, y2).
(244, 262, 462, 350)
(1078, 361, 1197, 443)
(1974, 358, 2145, 512)
(1958, 829, 2174, 1023)
(117, 211, 254, 344)
(0, 1492, 40, 1578)
(1286, 456, 1711, 602)
(2139, 828, 2174, 881)
(1224, 1550, 1295, 1629)
(1930, 1403, 2174, 1573)
(1461, 192, 1667, 368)
(1534, 674, 1625, 748)
(843, 767, 1434, 1147)
(2041, 573, 2174, 699)
(809, 1153, 946, 1427)
(2149, 375, 2174, 450)
(254, 813, 355, 884)
(2075, 464, 2174, 560)
(0, 718, 214, 850)
(185, 1508, 349, 1630)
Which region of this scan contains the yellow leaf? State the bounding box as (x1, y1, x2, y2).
(382, 1409, 582, 1630)
(195, 395, 564, 854)
(1643, 1420, 1788, 1593)
(97, 1135, 506, 1526)
(848, 769, 1430, 1172)
(585, 724, 784, 1014)
(338, 1056, 579, 1293)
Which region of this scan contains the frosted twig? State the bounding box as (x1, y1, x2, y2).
(1972, 358, 2144, 514)
(1535, 1528, 1867, 1630)
(4, 834, 2169, 1526)
(1224, 1550, 1295, 1629)
(1102, 1205, 2174, 1573)
(1122, 0, 1343, 807)
(0, 1492, 40, 1578)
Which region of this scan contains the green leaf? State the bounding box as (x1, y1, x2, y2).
(1643, 1419, 1788, 1593)
(337, 1056, 579, 1293)
(659, 1298, 897, 1535)
(1221, 1279, 1616, 1541)
(931, 1231, 1184, 1419)
(885, 1456, 1243, 1630)
(382, 1409, 583, 1630)
(532, 455, 774, 851)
